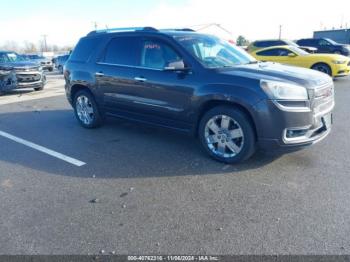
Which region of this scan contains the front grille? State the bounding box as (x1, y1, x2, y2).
(311, 82, 334, 116)
(16, 73, 41, 83)
(14, 67, 40, 72)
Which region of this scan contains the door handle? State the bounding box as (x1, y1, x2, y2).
(95, 72, 104, 77)
(134, 77, 147, 82)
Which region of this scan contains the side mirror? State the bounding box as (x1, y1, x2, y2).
(288, 53, 297, 57)
(164, 60, 188, 71)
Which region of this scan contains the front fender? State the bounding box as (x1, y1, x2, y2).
(194, 82, 265, 117)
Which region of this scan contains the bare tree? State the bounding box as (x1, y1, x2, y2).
(23, 41, 37, 53)
(0, 41, 20, 52)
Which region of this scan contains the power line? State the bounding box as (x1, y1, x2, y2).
(278, 25, 282, 39)
(41, 34, 48, 52)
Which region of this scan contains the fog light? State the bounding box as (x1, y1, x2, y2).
(286, 128, 308, 138)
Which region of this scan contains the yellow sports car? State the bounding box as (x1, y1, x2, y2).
(250, 45, 350, 77)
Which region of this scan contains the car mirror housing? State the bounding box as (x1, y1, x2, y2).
(164, 60, 188, 71)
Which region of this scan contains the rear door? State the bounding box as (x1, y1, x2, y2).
(95, 36, 144, 111)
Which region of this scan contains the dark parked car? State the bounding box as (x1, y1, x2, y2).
(55, 55, 70, 74)
(248, 39, 317, 53)
(296, 38, 350, 56)
(64, 27, 334, 163)
(0, 51, 46, 91)
(27, 54, 54, 71)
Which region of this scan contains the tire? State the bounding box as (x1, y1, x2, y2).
(73, 89, 103, 128)
(48, 67, 53, 72)
(198, 106, 256, 164)
(311, 63, 332, 76)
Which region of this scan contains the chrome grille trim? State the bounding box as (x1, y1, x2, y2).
(14, 67, 40, 72)
(311, 82, 335, 117)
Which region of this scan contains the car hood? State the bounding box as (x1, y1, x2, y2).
(221, 62, 332, 88)
(0, 61, 40, 69)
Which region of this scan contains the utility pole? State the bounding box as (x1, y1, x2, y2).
(93, 21, 98, 30)
(41, 34, 48, 52)
(278, 25, 282, 39)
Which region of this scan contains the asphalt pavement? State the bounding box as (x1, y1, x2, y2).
(0, 71, 350, 255)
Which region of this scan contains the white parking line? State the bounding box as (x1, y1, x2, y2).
(0, 130, 86, 167)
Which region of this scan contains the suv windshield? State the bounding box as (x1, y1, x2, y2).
(324, 38, 338, 45)
(0, 52, 25, 63)
(175, 35, 256, 68)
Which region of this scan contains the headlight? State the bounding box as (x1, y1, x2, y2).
(260, 80, 308, 100)
(332, 60, 346, 64)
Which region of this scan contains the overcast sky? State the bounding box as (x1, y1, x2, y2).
(1, 0, 350, 47)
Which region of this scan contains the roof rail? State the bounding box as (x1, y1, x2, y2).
(161, 28, 196, 32)
(87, 27, 158, 36)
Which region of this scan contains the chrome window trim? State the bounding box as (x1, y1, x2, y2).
(96, 62, 164, 71)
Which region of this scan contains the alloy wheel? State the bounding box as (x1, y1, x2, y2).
(314, 64, 331, 75)
(204, 115, 244, 158)
(76, 95, 94, 125)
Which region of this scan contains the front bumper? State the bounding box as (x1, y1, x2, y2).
(334, 63, 350, 77)
(253, 84, 334, 151)
(16, 71, 46, 88)
(40, 62, 53, 70)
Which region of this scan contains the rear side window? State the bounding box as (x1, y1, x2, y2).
(70, 37, 100, 62)
(256, 40, 285, 48)
(102, 36, 141, 66)
(256, 48, 292, 56)
(298, 39, 314, 46)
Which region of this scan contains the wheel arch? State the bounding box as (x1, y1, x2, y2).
(195, 99, 258, 140)
(311, 62, 333, 76)
(70, 84, 93, 102)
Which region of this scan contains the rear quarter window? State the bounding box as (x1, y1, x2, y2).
(101, 36, 141, 66)
(70, 37, 101, 62)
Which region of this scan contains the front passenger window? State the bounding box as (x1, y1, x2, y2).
(141, 40, 181, 70)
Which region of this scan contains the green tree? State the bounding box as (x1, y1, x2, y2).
(236, 35, 250, 46)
